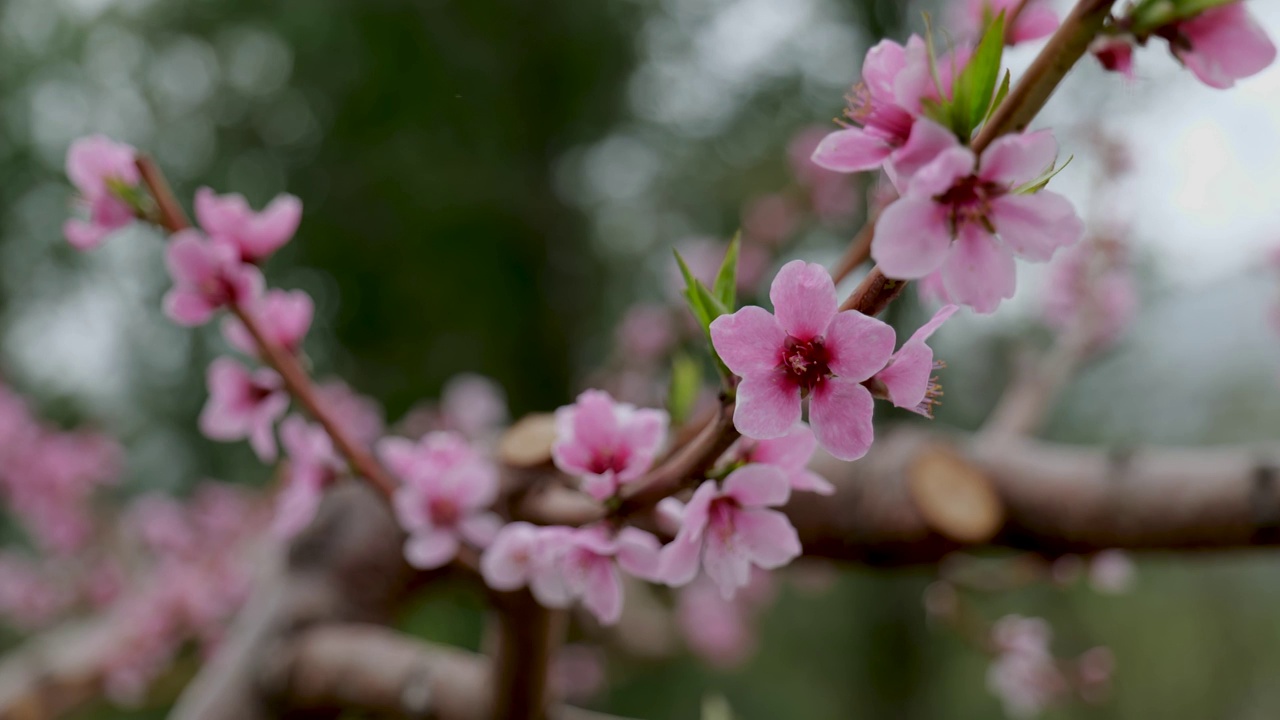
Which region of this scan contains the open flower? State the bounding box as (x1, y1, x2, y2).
(272, 415, 341, 539)
(63, 135, 140, 251)
(867, 305, 958, 417)
(658, 465, 801, 599)
(872, 121, 1083, 313)
(379, 432, 502, 569)
(709, 261, 895, 460)
(162, 230, 264, 326)
(221, 288, 313, 357)
(551, 389, 669, 501)
(195, 187, 303, 263)
(723, 424, 833, 495)
(198, 357, 289, 462)
(528, 525, 662, 625)
(1165, 1, 1275, 89)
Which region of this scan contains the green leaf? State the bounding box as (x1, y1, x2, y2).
(1014, 154, 1074, 195)
(984, 70, 1011, 126)
(712, 232, 740, 309)
(952, 11, 1006, 138)
(666, 352, 702, 426)
(673, 249, 732, 382)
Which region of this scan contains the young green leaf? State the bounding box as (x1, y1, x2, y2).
(713, 233, 741, 309)
(983, 70, 1012, 127)
(952, 11, 1006, 137)
(666, 352, 702, 427)
(673, 249, 733, 383)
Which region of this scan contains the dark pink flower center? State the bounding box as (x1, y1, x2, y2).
(708, 497, 739, 540)
(937, 175, 1006, 231)
(429, 496, 461, 528)
(781, 336, 832, 391)
(844, 84, 915, 144)
(587, 447, 631, 476)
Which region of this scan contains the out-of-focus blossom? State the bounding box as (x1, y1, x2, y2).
(1091, 37, 1136, 78)
(194, 187, 302, 263)
(273, 415, 342, 539)
(552, 389, 668, 501)
(987, 615, 1067, 718)
(787, 127, 858, 222)
(723, 423, 833, 495)
(710, 261, 895, 460)
(668, 238, 769, 299)
(616, 305, 677, 364)
(1088, 549, 1135, 594)
(162, 230, 264, 326)
(0, 553, 70, 629)
(1041, 241, 1137, 349)
(1165, 2, 1276, 89)
(441, 373, 509, 440)
(63, 135, 140, 250)
(741, 193, 800, 247)
(221, 289, 314, 357)
(314, 379, 385, 447)
(873, 123, 1083, 313)
(198, 357, 289, 463)
(527, 525, 663, 625)
(1076, 646, 1116, 704)
(676, 569, 775, 668)
(659, 465, 801, 599)
(955, 0, 1060, 46)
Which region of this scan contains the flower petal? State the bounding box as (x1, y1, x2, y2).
(871, 196, 953, 279)
(710, 306, 786, 377)
(768, 260, 837, 342)
(940, 222, 1017, 314)
(733, 369, 801, 440)
(824, 310, 896, 382)
(404, 529, 460, 569)
(744, 424, 816, 471)
(810, 128, 895, 173)
(808, 377, 875, 461)
(702, 527, 751, 600)
(734, 508, 802, 569)
(889, 118, 962, 186)
(722, 464, 791, 508)
(979, 130, 1058, 187)
(991, 191, 1084, 261)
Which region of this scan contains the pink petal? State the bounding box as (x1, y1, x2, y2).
(791, 469, 835, 495)
(722, 464, 791, 508)
(823, 310, 896, 382)
(247, 392, 288, 463)
(481, 522, 540, 590)
(165, 230, 221, 286)
(459, 512, 503, 548)
(871, 196, 953, 279)
(861, 38, 909, 100)
(580, 473, 620, 501)
(907, 303, 959, 346)
(243, 193, 302, 259)
(1176, 3, 1277, 89)
(377, 436, 419, 479)
(991, 191, 1083, 261)
(1010, 5, 1060, 43)
(658, 534, 704, 588)
(271, 481, 323, 539)
(393, 487, 429, 531)
(702, 527, 751, 600)
(888, 119, 961, 186)
(581, 560, 624, 625)
(808, 377, 875, 461)
(734, 508, 802, 569)
(678, 481, 717, 544)
(746, 424, 816, 471)
(733, 369, 801, 440)
(979, 130, 1058, 187)
(570, 390, 622, 459)
(63, 219, 109, 251)
(446, 459, 500, 510)
(710, 306, 787, 377)
(908, 146, 977, 198)
(940, 222, 1017, 314)
(810, 128, 894, 173)
(614, 527, 662, 580)
(616, 408, 669, 481)
(875, 341, 935, 410)
(768, 260, 837, 342)
(404, 529, 460, 569)
(195, 187, 249, 238)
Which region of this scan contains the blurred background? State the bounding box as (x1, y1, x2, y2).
(4, 0, 1280, 717)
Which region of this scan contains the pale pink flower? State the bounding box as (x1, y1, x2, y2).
(380, 432, 502, 569)
(987, 615, 1067, 718)
(723, 423, 833, 495)
(551, 389, 669, 501)
(677, 575, 757, 668)
(481, 521, 563, 593)
(658, 465, 801, 599)
(194, 187, 302, 263)
(709, 261, 895, 460)
(1091, 37, 1136, 78)
(617, 305, 677, 364)
(867, 305, 958, 417)
(221, 288, 313, 357)
(872, 122, 1083, 313)
(273, 415, 341, 538)
(198, 357, 290, 462)
(1087, 549, 1135, 594)
(533, 525, 663, 625)
(62, 135, 140, 250)
(314, 379, 385, 447)
(1167, 2, 1276, 89)
(810, 36, 965, 179)
(441, 373, 509, 439)
(955, 0, 1060, 46)
(162, 230, 264, 326)
(1042, 241, 1137, 348)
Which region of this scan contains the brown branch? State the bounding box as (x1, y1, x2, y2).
(488, 594, 565, 720)
(830, 223, 875, 285)
(134, 156, 397, 499)
(838, 0, 1120, 318)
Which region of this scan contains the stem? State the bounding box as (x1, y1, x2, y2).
(489, 593, 563, 720)
(830, 223, 876, 285)
(134, 156, 398, 499)
(838, 0, 1119, 317)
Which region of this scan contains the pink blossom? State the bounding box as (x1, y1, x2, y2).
(787, 127, 859, 221)
(221, 288, 314, 357)
(867, 305, 958, 417)
(379, 431, 502, 569)
(872, 122, 1083, 313)
(1167, 2, 1276, 90)
(658, 465, 801, 599)
(532, 525, 663, 625)
(987, 615, 1067, 718)
(955, 0, 1060, 46)
(0, 553, 69, 629)
(810, 36, 964, 179)
(62, 135, 140, 250)
(724, 423, 833, 495)
(481, 521, 561, 592)
(551, 389, 669, 501)
(709, 261, 895, 460)
(1091, 37, 1136, 78)
(314, 380, 385, 447)
(194, 187, 303, 263)
(741, 193, 799, 246)
(273, 415, 342, 538)
(676, 575, 757, 668)
(616, 305, 677, 364)
(162, 230, 264, 326)
(441, 373, 509, 439)
(1042, 241, 1137, 348)
(1088, 549, 1135, 594)
(198, 357, 289, 462)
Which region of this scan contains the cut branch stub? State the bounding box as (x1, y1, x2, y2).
(908, 443, 1005, 544)
(499, 413, 559, 468)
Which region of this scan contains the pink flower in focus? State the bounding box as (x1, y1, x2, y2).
(956, 0, 1060, 46)
(63, 135, 140, 250)
(163, 230, 264, 326)
(198, 357, 289, 463)
(867, 305, 958, 417)
(1166, 2, 1276, 90)
(709, 261, 895, 460)
(441, 373, 509, 439)
(314, 379, 385, 447)
(658, 465, 801, 599)
(872, 122, 1083, 313)
(221, 288, 314, 357)
(379, 432, 502, 569)
(724, 423, 833, 495)
(551, 389, 669, 501)
(273, 415, 342, 538)
(194, 187, 303, 263)
(1091, 37, 1136, 78)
